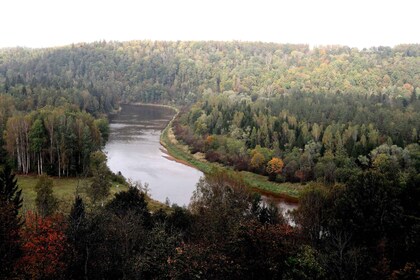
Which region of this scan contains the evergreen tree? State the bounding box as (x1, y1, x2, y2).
(67, 195, 88, 280)
(0, 165, 23, 279)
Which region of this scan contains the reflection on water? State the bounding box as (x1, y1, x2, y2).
(104, 104, 203, 206)
(262, 195, 298, 226)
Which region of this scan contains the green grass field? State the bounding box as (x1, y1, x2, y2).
(17, 175, 128, 213)
(16, 175, 166, 214)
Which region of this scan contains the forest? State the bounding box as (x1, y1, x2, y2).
(0, 41, 419, 279)
(174, 90, 419, 184)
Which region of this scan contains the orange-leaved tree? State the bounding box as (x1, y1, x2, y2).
(266, 157, 284, 181)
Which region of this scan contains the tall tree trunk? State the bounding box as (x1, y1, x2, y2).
(50, 126, 54, 165)
(24, 122, 30, 174)
(40, 154, 43, 174)
(37, 155, 40, 175)
(16, 138, 22, 172)
(57, 142, 61, 178)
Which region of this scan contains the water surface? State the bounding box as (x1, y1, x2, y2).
(104, 104, 203, 206)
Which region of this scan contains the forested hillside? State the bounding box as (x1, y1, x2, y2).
(1, 41, 419, 173)
(1, 41, 420, 279)
(1, 41, 419, 110)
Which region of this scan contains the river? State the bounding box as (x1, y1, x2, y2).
(104, 104, 202, 206)
(104, 104, 297, 217)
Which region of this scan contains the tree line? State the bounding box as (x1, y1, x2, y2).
(2, 105, 108, 176)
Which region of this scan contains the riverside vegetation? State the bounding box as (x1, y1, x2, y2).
(0, 41, 419, 279)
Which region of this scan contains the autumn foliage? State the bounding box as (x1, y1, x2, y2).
(266, 157, 284, 181)
(17, 211, 68, 280)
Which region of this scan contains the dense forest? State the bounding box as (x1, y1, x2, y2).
(174, 90, 419, 184)
(1, 41, 419, 109)
(1, 41, 419, 279)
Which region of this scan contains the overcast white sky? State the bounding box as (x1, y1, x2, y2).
(1, 0, 419, 49)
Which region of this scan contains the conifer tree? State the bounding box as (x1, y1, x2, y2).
(67, 195, 88, 279)
(0, 165, 23, 278)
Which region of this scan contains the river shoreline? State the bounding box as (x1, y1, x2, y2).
(127, 102, 179, 113)
(159, 148, 200, 171)
(157, 106, 302, 202)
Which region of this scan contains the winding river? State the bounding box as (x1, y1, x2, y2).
(104, 104, 297, 217)
(104, 104, 202, 206)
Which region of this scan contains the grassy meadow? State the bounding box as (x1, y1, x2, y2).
(16, 175, 166, 214)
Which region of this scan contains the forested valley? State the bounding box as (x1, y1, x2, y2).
(0, 41, 419, 279)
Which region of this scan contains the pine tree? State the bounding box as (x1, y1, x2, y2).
(67, 196, 88, 279)
(0, 165, 23, 278)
